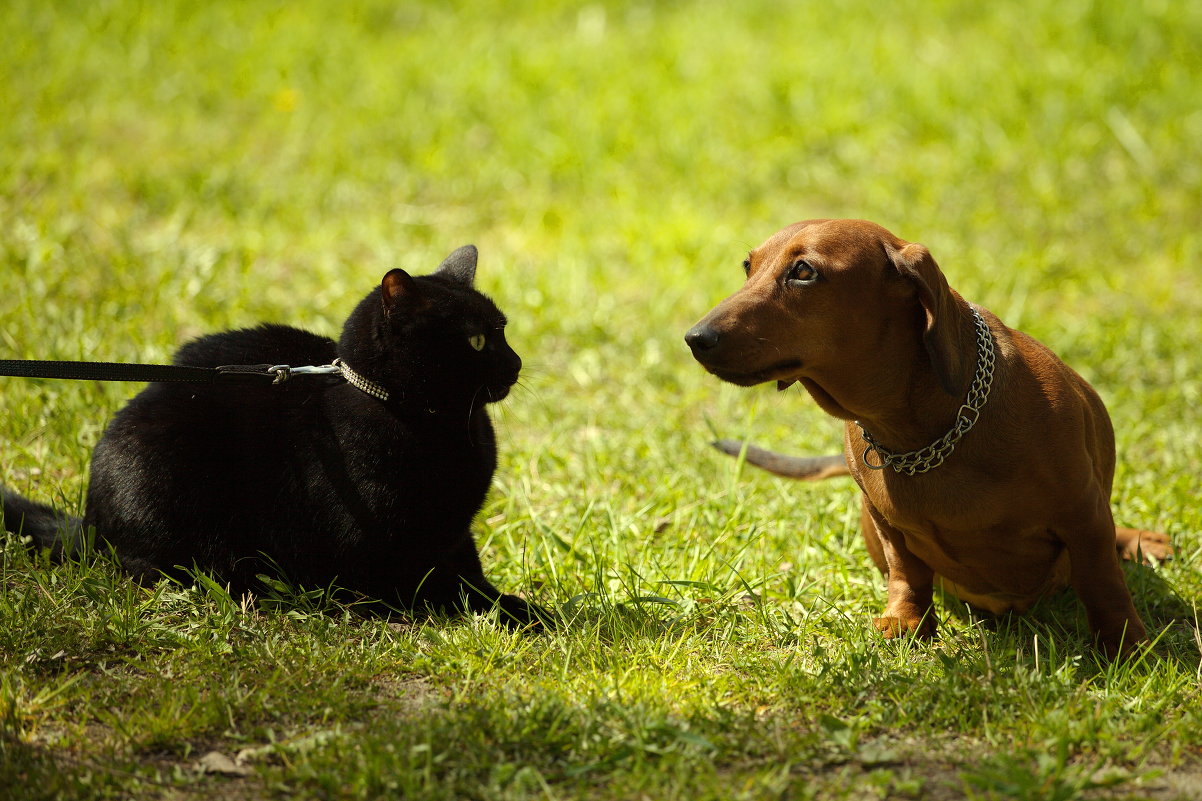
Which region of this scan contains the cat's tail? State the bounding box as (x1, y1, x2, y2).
(0, 487, 85, 557)
(712, 439, 851, 481)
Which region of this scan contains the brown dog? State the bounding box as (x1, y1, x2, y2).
(685, 218, 1172, 656)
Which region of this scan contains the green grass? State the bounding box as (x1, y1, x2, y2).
(3, 0, 1201, 798)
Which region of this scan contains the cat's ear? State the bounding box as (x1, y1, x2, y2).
(380, 269, 421, 314)
(435, 244, 478, 286)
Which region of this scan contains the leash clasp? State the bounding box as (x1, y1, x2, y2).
(268, 363, 342, 385)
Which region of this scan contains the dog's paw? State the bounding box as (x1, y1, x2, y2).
(873, 614, 936, 640)
(1097, 631, 1149, 660)
(1095, 618, 1149, 660)
(1116, 527, 1173, 564)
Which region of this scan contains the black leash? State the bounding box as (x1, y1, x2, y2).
(0, 359, 344, 386)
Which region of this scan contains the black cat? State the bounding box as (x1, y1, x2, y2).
(1, 246, 544, 627)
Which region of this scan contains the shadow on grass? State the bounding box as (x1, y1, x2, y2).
(939, 561, 1200, 670)
(0, 733, 114, 801)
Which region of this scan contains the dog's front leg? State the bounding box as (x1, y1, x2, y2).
(862, 496, 937, 640)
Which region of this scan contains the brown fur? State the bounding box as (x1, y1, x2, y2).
(686, 219, 1171, 657)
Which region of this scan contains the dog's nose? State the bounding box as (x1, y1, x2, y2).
(685, 324, 720, 352)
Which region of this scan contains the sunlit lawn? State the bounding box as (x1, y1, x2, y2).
(2, 1, 1201, 799)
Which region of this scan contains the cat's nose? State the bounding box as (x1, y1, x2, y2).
(684, 324, 720, 353)
(496, 352, 521, 386)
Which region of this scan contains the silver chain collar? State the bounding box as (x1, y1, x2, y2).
(332, 358, 390, 401)
(855, 308, 995, 475)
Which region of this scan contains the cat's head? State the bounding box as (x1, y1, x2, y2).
(338, 246, 522, 410)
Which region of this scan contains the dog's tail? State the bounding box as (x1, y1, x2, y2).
(712, 439, 850, 481)
(1, 487, 85, 557)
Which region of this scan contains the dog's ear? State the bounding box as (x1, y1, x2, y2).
(381, 268, 422, 314)
(887, 242, 969, 396)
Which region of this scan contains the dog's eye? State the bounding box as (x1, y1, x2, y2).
(742, 258, 751, 275)
(468, 334, 486, 351)
(787, 260, 819, 285)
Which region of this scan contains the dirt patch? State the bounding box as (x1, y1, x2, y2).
(778, 734, 1202, 801)
(368, 673, 449, 716)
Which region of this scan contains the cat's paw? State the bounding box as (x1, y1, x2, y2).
(495, 594, 554, 631)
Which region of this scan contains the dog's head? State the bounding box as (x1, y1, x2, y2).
(684, 218, 969, 416)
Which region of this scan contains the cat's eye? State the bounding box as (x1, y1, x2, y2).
(786, 260, 819, 285)
(742, 257, 752, 275)
(468, 334, 486, 351)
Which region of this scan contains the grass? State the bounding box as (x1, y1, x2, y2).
(2, 0, 1201, 798)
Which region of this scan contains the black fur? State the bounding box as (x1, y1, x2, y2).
(2, 246, 544, 627)
(0, 488, 84, 556)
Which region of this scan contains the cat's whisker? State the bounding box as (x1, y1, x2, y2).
(466, 385, 485, 425)
(511, 381, 542, 403)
